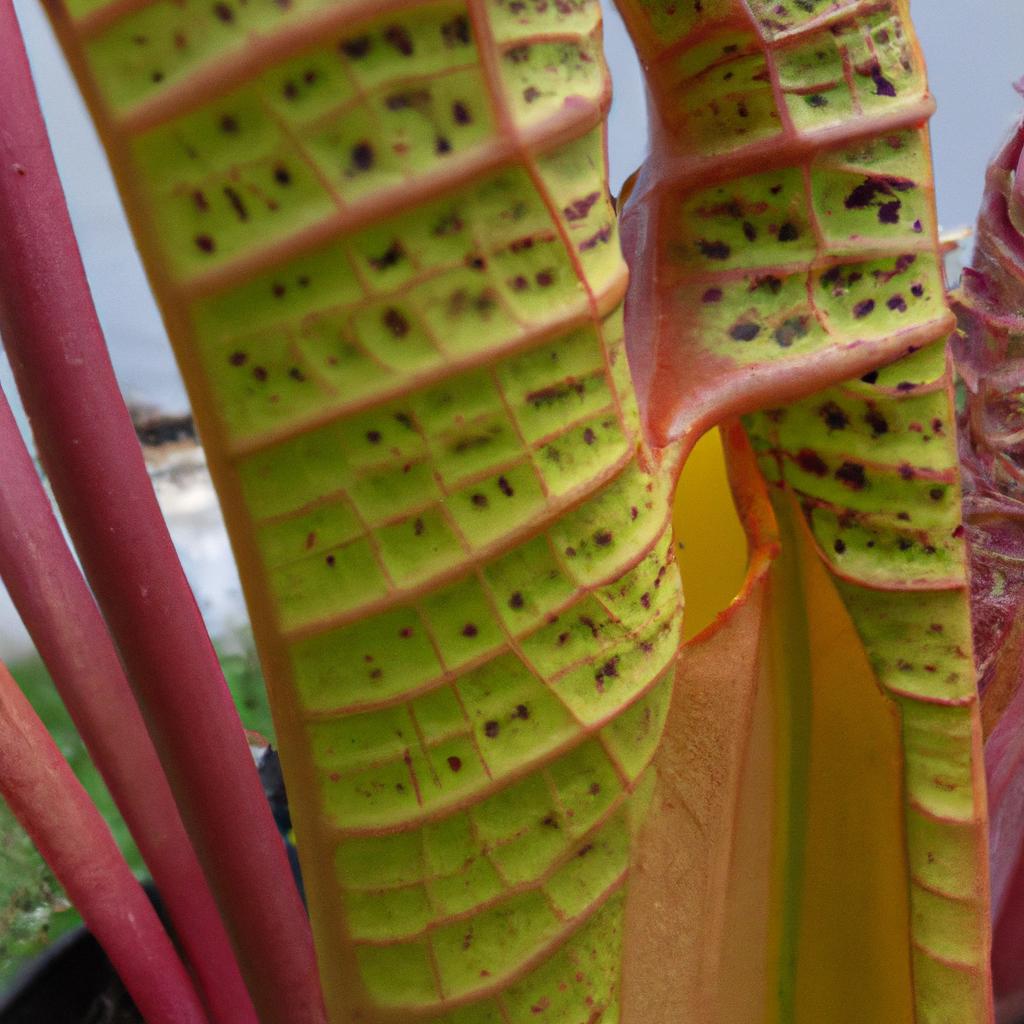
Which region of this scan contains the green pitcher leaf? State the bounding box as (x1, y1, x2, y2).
(44, 0, 682, 1018)
(614, 0, 954, 447)
(611, 1, 992, 1020)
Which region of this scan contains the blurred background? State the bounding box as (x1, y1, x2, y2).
(2, 1, 1022, 660)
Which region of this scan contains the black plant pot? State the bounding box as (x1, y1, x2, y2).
(0, 749, 301, 1023)
(0, 887, 153, 1024)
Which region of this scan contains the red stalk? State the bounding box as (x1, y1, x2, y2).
(0, 385, 256, 1024)
(0, 661, 210, 1024)
(0, 6, 325, 1022)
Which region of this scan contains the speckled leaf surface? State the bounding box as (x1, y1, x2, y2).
(952, 113, 1024, 1019)
(43, 1, 681, 1019)
(614, 0, 954, 447)
(611, 1, 992, 1021)
(742, 347, 991, 1024)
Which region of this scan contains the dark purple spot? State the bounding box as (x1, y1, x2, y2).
(860, 370, 879, 384)
(452, 101, 472, 124)
(340, 36, 371, 58)
(252, 366, 268, 381)
(729, 321, 761, 342)
(887, 294, 907, 312)
(593, 529, 613, 547)
(698, 239, 731, 260)
(508, 592, 524, 609)
(383, 308, 409, 337)
(366, 430, 382, 444)
(911, 283, 925, 297)
(195, 234, 215, 252)
(742, 221, 758, 242)
(213, 1, 234, 21)
(223, 185, 248, 221)
(564, 192, 600, 222)
(484, 720, 500, 738)
(471, 492, 489, 508)
(447, 756, 462, 772)
(878, 201, 901, 224)
(835, 462, 867, 490)
(498, 476, 514, 497)
(702, 287, 723, 304)
(773, 316, 809, 347)
(796, 449, 828, 476)
(462, 623, 478, 638)
(833, 539, 846, 554)
(435, 136, 452, 155)
(819, 401, 849, 431)
(441, 14, 470, 45)
(369, 245, 406, 278)
(288, 366, 306, 382)
(777, 222, 799, 242)
(325, 554, 336, 567)
(273, 165, 292, 185)
(384, 25, 414, 55)
(583, 427, 596, 445)
(864, 408, 889, 435)
(870, 63, 896, 97)
(853, 299, 876, 319)
(513, 704, 530, 720)
(229, 351, 247, 366)
(929, 487, 944, 501)
(351, 142, 374, 171)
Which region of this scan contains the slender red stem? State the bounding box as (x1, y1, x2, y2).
(0, 6, 325, 1022)
(0, 386, 257, 1024)
(0, 661, 210, 1024)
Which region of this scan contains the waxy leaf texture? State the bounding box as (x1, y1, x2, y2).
(42, 0, 682, 1019)
(613, 1, 992, 1021)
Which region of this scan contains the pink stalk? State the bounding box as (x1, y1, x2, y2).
(0, 6, 325, 1022)
(0, 386, 256, 1024)
(0, 661, 209, 1024)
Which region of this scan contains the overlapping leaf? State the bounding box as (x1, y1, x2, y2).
(45, 0, 682, 1019)
(953, 113, 1024, 1021)
(612, 1, 992, 1020)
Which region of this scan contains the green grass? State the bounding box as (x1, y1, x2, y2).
(0, 645, 273, 987)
